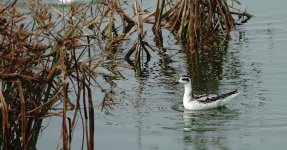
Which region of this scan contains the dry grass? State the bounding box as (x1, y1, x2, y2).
(0, 1, 103, 149)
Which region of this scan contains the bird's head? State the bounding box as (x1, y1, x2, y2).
(178, 75, 191, 84)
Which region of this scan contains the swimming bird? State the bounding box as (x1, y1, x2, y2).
(58, 0, 81, 4)
(58, 0, 73, 4)
(178, 75, 239, 110)
(58, 0, 93, 4)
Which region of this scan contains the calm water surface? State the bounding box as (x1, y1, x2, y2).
(94, 1, 287, 149)
(38, 0, 287, 149)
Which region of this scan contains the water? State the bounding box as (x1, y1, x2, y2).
(37, 0, 287, 149)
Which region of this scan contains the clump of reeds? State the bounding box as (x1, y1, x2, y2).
(0, 0, 114, 149)
(151, 0, 252, 51)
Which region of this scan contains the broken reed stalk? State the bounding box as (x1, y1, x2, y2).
(0, 92, 9, 150)
(153, 0, 164, 32)
(59, 47, 70, 150)
(124, 0, 155, 75)
(152, 0, 166, 39)
(16, 81, 27, 150)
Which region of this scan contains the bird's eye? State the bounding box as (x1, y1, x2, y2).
(182, 78, 189, 81)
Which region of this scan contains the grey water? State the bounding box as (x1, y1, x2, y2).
(38, 0, 287, 149)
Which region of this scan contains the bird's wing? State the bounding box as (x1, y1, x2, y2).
(196, 94, 218, 103)
(192, 94, 218, 100)
(197, 90, 238, 104)
(192, 93, 217, 99)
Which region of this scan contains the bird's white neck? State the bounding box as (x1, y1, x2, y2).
(183, 83, 193, 103)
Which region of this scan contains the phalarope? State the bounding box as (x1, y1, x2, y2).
(58, 0, 75, 4)
(178, 75, 239, 110)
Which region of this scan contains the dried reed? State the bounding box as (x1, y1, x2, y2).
(0, 0, 104, 149)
